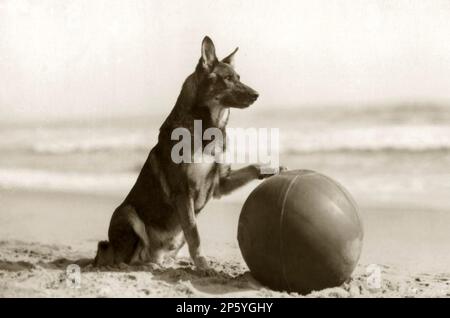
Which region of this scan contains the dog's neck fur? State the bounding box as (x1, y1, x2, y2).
(210, 106, 229, 129)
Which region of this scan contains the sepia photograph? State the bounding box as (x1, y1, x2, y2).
(1, 0, 450, 302)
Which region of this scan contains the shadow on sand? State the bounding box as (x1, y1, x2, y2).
(31, 256, 262, 295)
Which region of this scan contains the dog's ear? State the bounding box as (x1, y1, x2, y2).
(201, 36, 217, 72)
(222, 47, 238, 67)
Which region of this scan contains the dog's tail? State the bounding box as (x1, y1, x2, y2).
(93, 240, 114, 266)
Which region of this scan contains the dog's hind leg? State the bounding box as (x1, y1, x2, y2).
(130, 241, 150, 264)
(107, 205, 146, 265)
(127, 209, 152, 264)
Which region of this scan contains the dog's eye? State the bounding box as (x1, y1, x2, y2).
(224, 75, 233, 81)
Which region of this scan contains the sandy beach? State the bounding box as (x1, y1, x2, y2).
(1, 188, 449, 298)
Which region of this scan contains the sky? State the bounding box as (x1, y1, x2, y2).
(1, 0, 450, 122)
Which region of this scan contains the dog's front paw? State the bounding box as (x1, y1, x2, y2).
(194, 255, 209, 269)
(257, 165, 288, 179)
(278, 165, 288, 173)
(194, 256, 215, 276)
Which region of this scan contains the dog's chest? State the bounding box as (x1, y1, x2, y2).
(218, 109, 230, 128)
(186, 155, 219, 211)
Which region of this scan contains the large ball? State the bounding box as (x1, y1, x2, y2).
(238, 170, 363, 294)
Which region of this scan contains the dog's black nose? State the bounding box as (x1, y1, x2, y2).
(249, 92, 259, 101)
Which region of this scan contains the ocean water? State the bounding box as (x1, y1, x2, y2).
(1, 104, 449, 210)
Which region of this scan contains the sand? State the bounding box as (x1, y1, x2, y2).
(1, 189, 450, 298)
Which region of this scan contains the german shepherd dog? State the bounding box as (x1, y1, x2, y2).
(94, 36, 283, 272)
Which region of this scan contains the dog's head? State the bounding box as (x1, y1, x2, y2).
(196, 36, 259, 109)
